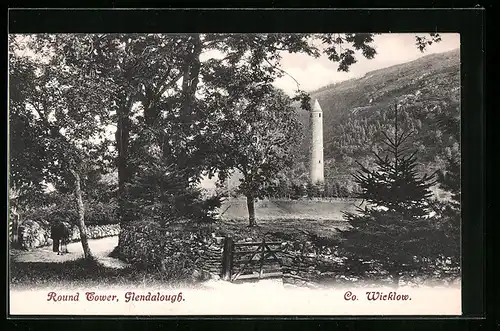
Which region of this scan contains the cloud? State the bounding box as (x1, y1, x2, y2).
(273, 61, 353, 95)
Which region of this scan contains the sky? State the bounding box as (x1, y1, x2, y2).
(273, 33, 460, 96)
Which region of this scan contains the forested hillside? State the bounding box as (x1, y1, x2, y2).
(292, 49, 460, 195)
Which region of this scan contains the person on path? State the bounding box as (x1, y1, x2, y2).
(51, 220, 71, 255)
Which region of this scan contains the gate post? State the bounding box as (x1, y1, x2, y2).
(259, 239, 265, 279)
(221, 236, 234, 281)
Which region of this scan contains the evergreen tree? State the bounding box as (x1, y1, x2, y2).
(125, 123, 222, 227)
(339, 104, 444, 286)
(351, 104, 437, 217)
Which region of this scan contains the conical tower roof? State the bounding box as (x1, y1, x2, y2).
(311, 99, 322, 112)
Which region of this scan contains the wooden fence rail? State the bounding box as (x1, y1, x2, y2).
(221, 237, 283, 282)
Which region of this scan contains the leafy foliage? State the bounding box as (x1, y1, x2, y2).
(214, 88, 303, 224)
(9, 33, 447, 269)
(24, 199, 118, 227)
(9, 35, 118, 259)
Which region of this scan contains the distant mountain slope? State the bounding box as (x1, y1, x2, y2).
(292, 49, 460, 192)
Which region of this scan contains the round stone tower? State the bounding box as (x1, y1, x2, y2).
(310, 99, 325, 184)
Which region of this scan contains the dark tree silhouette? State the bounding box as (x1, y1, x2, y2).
(351, 104, 438, 218)
(339, 103, 444, 286)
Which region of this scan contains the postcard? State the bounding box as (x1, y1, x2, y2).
(8, 29, 462, 316)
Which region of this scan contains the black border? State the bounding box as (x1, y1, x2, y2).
(6, 7, 487, 329)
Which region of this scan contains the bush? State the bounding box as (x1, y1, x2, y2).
(85, 201, 119, 225)
(114, 219, 214, 280)
(341, 209, 459, 281)
(24, 200, 118, 226)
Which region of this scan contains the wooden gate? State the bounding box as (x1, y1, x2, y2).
(221, 237, 283, 282)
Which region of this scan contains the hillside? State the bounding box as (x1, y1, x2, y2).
(292, 49, 461, 193)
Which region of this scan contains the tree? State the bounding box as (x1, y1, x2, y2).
(90, 33, 441, 223)
(270, 176, 292, 199)
(291, 182, 306, 200)
(433, 110, 460, 258)
(10, 33, 442, 235)
(125, 125, 222, 227)
(325, 180, 339, 198)
(50, 34, 188, 227)
(435, 110, 460, 204)
(351, 104, 437, 217)
(9, 36, 114, 259)
(338, 185, 351, 199)
(339, 103, 441, 285)
(219, 88, 302, 226)
(306, 182, 324, 198)
(9, 187, 21, 246)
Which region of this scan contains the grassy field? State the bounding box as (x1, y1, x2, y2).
(214, 218, 349, 244)
(212, 198, 363, 243)
(218, 198, 363, 221)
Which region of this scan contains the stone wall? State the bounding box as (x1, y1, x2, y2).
(17, 220, 120, 250)
(114, 224, 346, 284)
(114, 220, 223, 281)
(278, 242, 348, 287)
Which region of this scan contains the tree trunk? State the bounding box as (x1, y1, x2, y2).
(71, 169, 94, 260)
(181, 34, 202, 117)
(178, 34, 202, 183)
(247, 195, 257, 227)
(116, 100, 132, 229)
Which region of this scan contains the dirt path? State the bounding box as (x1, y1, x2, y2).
(10, 236, 129, 269)
(10, 236, 286, 290)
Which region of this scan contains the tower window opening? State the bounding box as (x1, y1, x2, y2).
(319, 113, 321, 118)
(319, 160, 321, 164)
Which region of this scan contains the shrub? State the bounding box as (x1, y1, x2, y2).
(115, 219, 214, 280)
(341, 209, 458, 282)
(24, 200, 118, 226)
